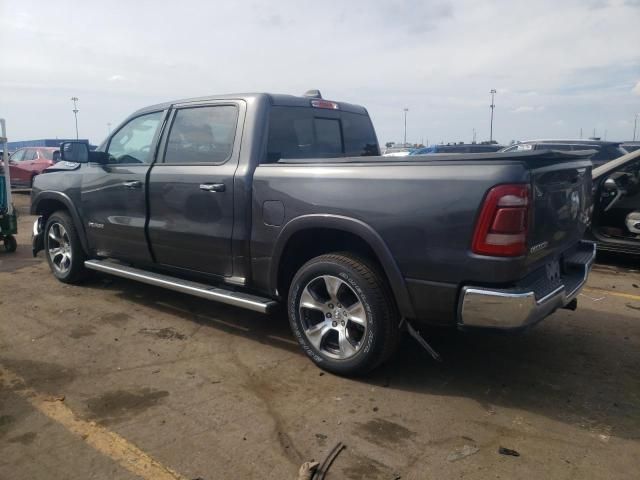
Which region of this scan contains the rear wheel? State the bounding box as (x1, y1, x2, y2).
(288, 253, 400, 375)
(3, 235, 17, 253)
(44, 211, 88, 283)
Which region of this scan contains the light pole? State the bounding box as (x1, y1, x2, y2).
(70, 97, 79, 140)
(403, 108, 408, 146)
(107, 122, 112, 135)
(634, 113, 639, 141)
(489, 89, 497, 142)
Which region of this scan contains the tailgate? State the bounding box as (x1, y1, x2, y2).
(527, 157, 592, 264)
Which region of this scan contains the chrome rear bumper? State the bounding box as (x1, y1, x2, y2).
(458, 241, 596, 330)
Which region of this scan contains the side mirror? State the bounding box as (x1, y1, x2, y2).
(603, 178, 618, 191)
(60, 142, 89, 163)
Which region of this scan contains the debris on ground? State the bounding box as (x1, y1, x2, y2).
(297, 461, 319, 480)
(312, 442, 346, 480)
(498, 446, 520, 457)
(447, 444, 479, 462)
(43, 394, 65, 402)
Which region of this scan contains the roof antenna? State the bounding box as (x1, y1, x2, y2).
(303, 89, 322, 99)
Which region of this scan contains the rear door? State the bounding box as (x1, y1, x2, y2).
(147, 101, 243, 277)
(81, 110, 166, 263)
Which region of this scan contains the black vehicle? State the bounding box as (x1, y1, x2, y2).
(621, 142, 640, 153)
(410, 143, 502, 155)
(501, 139, 627, 167)
(588, 149, 640, 255)
(31, 91, 595, 375)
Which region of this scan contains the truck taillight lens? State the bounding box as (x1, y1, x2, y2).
(472, 184, 530, 257)
(311, 99, 339, 110)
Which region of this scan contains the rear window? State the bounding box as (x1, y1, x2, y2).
(265, 106, 379, 163)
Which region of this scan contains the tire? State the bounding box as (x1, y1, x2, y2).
(44, 211, 88, 284)
(3, 235, 17, 253)
(288, 253, 400, 375)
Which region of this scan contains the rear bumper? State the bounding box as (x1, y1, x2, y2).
(458, 241, 596, 330)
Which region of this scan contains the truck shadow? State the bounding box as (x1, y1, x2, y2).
(93, 274, 639, 442)
(371, 322, 639, 441)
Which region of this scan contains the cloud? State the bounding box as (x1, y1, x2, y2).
(633, 81, 640, 95)
(1, 0, 638, 143)
(512, 106, 545, 113)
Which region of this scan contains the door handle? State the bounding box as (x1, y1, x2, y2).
(123, 180, 142, 189)
(200, 183, 225, 193)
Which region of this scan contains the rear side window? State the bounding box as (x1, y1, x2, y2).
(164, 105, 238, 164)
(265, 106, 379, 163)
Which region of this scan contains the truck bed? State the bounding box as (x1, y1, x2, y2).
(252, 150, 593, 324)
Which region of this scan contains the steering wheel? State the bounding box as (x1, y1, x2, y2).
(603, 177, 626, 212)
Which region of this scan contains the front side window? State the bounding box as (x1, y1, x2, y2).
(107, 111, 163, 164)
(164, 105, 238, 164)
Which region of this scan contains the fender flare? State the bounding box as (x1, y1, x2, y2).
(269, 214, 416, 319)
(31, 190, 90, 254)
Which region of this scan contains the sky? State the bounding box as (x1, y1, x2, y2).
(1, 0, 639, 146)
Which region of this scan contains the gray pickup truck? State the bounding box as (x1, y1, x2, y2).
(31, 91, 596, 375)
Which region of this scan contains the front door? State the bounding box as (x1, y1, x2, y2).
(8, 149, 29, 186)
(595, 157, 640, 242)
(147, 102, 242, 277)
(81, 110, 166, 263)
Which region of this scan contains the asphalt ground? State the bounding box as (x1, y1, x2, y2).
(1, 192, 639, 479)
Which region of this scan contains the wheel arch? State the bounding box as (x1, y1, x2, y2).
(271, 214, 415, 319)
(32, 191, 89, 254)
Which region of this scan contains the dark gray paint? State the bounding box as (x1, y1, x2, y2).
(31, 92, 593, 326)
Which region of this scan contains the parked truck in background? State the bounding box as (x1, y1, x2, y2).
(31, 91, 596, 375)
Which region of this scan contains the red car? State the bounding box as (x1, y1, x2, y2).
(6, 147, 60, 188)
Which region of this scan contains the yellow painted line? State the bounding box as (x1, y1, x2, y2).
(584, 287, 640, 302)
(0, 365, 187, 480)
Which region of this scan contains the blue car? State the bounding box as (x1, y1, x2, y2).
(410, 144, 502, 155)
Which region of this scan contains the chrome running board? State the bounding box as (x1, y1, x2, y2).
(84, 259, 277, 314)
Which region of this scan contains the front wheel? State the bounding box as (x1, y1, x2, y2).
(44, 211, 88, 284)
(288, 253, 400, 376)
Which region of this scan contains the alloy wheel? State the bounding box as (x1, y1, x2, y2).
(47, 222, 72, 275)
(299, 275, 368, 360)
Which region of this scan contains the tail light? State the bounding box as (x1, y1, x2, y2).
(472, 184, 530, 256)
(311, 99, 339, 110)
